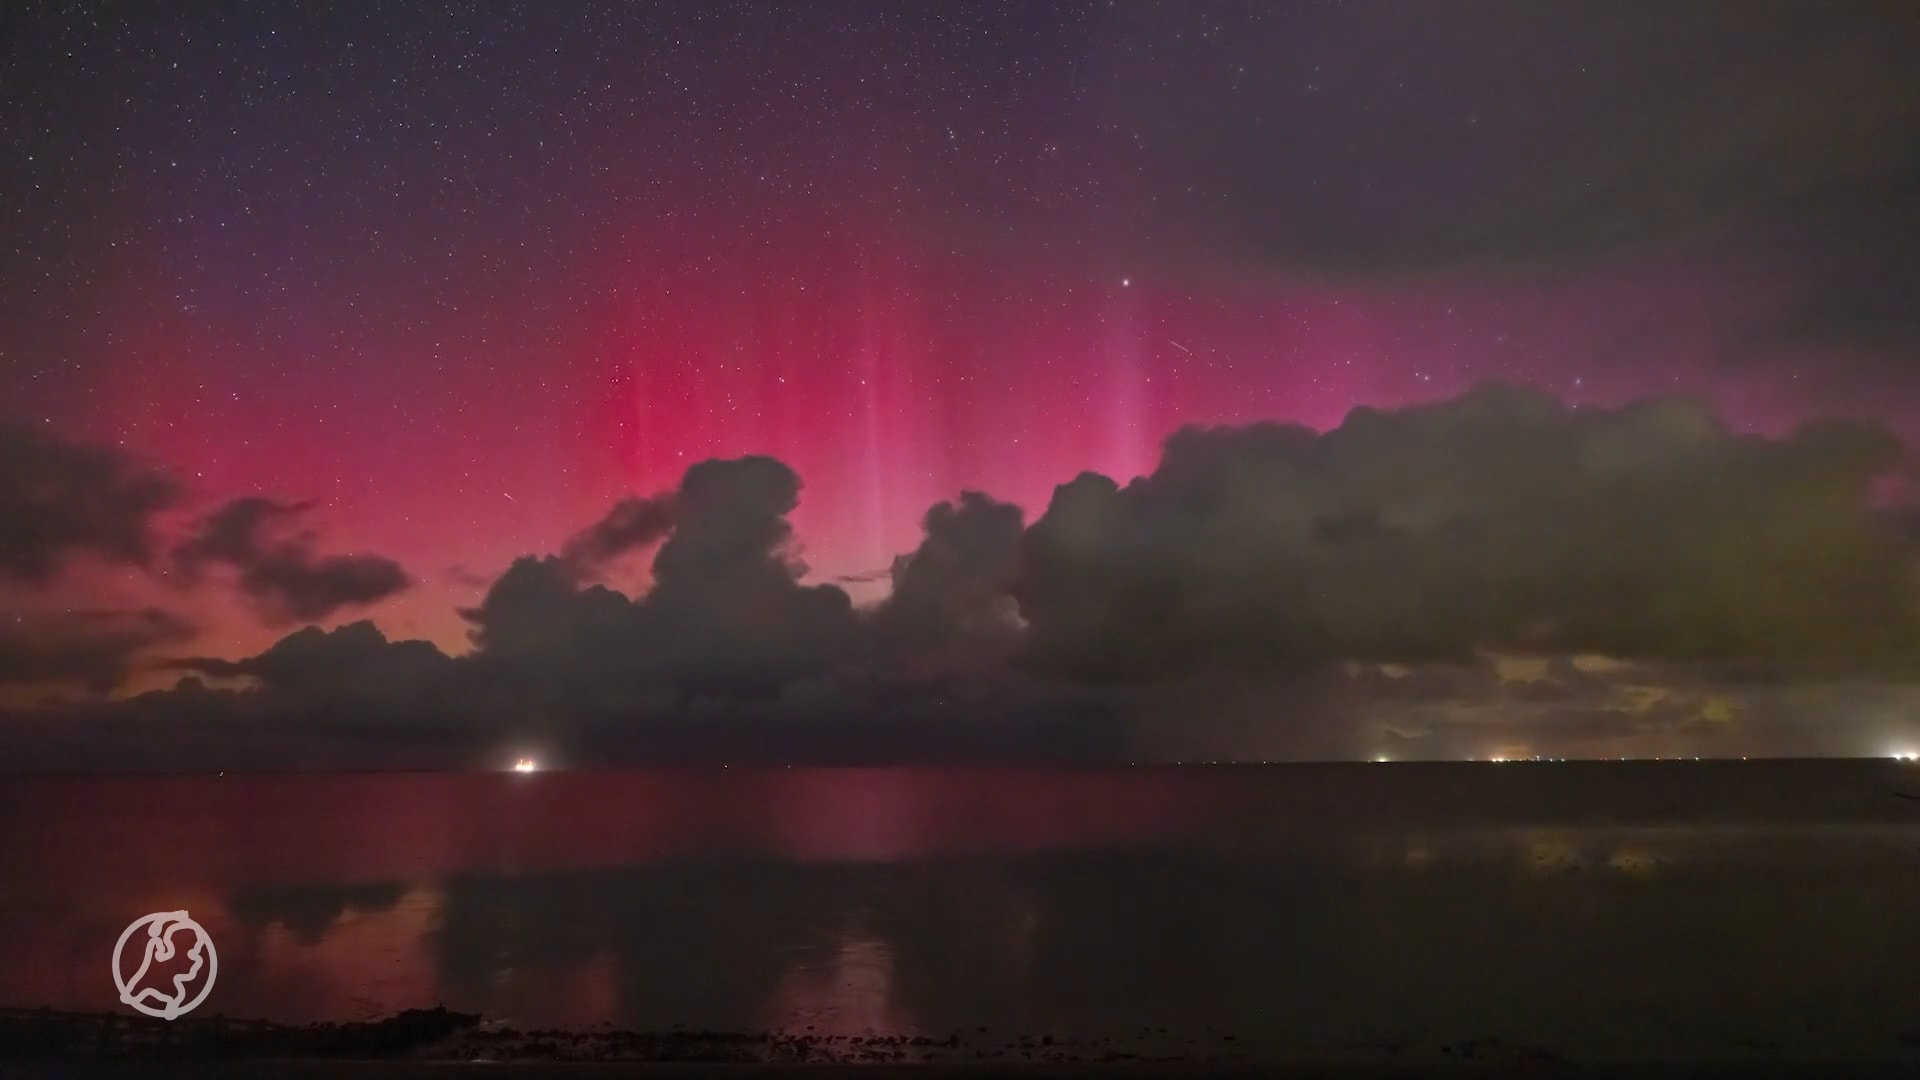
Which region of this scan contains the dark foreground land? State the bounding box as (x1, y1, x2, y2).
(5, 1008, 1920, 1079)
(15, 1061, 1920, 1079)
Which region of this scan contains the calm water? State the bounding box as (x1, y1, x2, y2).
(6, 761, 1920, 1063)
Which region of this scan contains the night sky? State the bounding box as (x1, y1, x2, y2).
(6, 2, 1920, 764)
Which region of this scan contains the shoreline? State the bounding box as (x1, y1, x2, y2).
(5, 1006, 1919, 1076)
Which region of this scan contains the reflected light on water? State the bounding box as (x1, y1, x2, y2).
(11, 763, 1920, 1056)
(770, 931, 915, 1038)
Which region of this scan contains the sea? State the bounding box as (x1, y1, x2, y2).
(5, 759, 1920, 1065)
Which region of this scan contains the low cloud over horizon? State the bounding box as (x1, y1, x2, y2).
(6, 382, 1920, 767)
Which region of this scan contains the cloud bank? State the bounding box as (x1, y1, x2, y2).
(1119, 1, 1920, 358)
(0, 608, 197, 697)
(0, 425, 181, 583)
(6, 382, 1920, 766)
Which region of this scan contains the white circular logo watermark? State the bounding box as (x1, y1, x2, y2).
(112, 910, 218, 1020)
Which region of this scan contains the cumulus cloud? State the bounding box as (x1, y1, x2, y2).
(18, 383, 1920, 766)
(174, 496, 412, 623)
(0, 422, 181, 582)
(1014, 383, 1917, 679)
(871, 492, 1026, 665)
(459, 456, 858, 714)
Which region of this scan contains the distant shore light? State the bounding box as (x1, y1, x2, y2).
(512, 757, 539, 773)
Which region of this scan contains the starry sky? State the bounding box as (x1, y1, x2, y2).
(5, 1, 1920, 683)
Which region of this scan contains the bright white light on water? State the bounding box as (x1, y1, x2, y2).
(512, 757, 539, 773)
(1372, 755, 1390, 764)
(1893, 751, 1919, 762)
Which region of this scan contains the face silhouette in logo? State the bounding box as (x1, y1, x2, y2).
(112, 910, 218, 1020)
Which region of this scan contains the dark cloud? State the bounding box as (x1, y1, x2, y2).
(241, 552, 412, 623)
(460, 456, 858, 714)
(170, 620, 452, 701)
(1122, 1, 1920, 348)
(560, 494, 675, 577)
(649, 457, 809, 604)
(174, 496, 312, 570)
(0, 608, 196, 694)
(0, 422, 181, 582)
(0, 427, 410, 630)
(630, 456, 859, 693)
(23, 384, 1920, 765)
(445, 564, 494, 589)
(871, 492, 1026, 664)
(1014, 383, 1918, 680)
(175, 496, 412, 623)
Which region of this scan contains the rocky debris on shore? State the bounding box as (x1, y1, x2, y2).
(0, 1006, 481, 1061)
(0, 1007, 1598, 1067)
(432, 1025, 1254, 1066)
(0, 1008, 1266, 1066)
